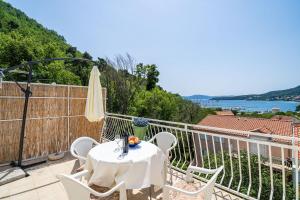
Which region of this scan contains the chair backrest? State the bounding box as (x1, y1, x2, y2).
(58, 174, 91, 200)
(199, 166, 223, 200)
(154, 132, 177, 154)
(70, 137, 98, 160)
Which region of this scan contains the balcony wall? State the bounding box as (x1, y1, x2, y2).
(0, 82, 106, 163)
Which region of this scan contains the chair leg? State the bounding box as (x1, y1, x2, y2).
(163, 187, 169, 200)
(167, 160, 173, 185)
(119, 186, 127, 200)
(169, 166, 173, 185)
(149, 185, 152, 200)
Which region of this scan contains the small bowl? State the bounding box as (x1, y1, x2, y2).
(129, 140, 141, 148)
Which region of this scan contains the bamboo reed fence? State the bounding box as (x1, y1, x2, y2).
(0, 82, 106, 164)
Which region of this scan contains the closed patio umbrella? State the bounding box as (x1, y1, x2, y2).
(85, 66, 104, 122)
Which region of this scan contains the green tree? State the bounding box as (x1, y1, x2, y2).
(296, 104, 300, 112)
(129, 87, 215, 123)
(129, 87, 178, 120)
(145, 64, 159, 90)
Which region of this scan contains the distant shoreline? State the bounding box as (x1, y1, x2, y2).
(186, 99, 299, 112)
(210, 98, 300, 102)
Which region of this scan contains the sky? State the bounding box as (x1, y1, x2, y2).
(6, 0, 300, 96)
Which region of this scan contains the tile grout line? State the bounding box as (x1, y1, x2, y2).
(0, 180, 60, 199)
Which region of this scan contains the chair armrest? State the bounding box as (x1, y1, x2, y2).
(185, 166, 223, 183)
(164, 184, 203, 196)
(89, 181, 126, 197)
(70, 170, 89, 180)
(72, 153, 87, 162)
(187, 166, 221, 175)
(167, 139, 177, 153)
(165, 139, 177, 160)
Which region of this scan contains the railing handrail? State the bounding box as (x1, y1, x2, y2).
(106, 112, 299, 143)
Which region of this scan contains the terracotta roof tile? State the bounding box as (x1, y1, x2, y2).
(216, 110, 234, 116)
(198, 115, 292, 137)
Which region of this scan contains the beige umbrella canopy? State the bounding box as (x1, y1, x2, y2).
(85, 66, 104, 122)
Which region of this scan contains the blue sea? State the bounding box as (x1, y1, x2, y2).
(189, 99, 299, 112)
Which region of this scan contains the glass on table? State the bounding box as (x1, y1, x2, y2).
(114, 134, 122, 152)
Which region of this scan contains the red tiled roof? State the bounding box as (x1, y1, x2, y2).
(271, 115, 294, 122)
(216, 110, 234, 116)
(198, 115, 293, 137)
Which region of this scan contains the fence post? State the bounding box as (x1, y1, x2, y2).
(67, 85, 70, 149)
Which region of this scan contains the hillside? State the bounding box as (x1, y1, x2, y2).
(212, 85, 300, 101)
(0, 1, 214, 124)
(184, 95, 213, 100)
(0, 1, 93, 85)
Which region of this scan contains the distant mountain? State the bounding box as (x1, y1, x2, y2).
(184, 95, 213, 100)
(212, 85, 300, 102)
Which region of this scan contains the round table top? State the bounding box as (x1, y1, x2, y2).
(85, 140, 166, 189)
(88, 141, 160, 164)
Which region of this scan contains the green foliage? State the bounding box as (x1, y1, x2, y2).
(239, 112, 275, 119)
(238, 111, 300, 120)
(146, 65, 159, 90)
(0, 1, 88, 85)
(129, 87, 215, 123)
(128, 88, 178, 120)
(296, 104, 300, 112)
(135, 63, 159, 90)
(201, 152, 295, 200)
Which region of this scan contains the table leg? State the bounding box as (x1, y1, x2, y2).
(149, 185, 152, 200)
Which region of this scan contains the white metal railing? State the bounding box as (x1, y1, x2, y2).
(102, 113, 300, 200)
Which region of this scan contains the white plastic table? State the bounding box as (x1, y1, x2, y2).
(85, 141, 166, 189)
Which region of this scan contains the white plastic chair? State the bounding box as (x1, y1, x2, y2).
(57, 170, 127, 200)
(149, 132, 177, 184)
(163, 166, 224, 200)
(70, 137, 99, 166)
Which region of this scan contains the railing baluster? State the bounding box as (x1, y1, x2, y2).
(268, 145, 274, 200)
(228, 138, 233, 188)
(219, 137, 226, 185)
(198, 133, 204, 168)
(247, 142, 252, 196)
(175, 130, 182, 169)
(295, 142, 299, 200)
(192, 131, 199, 167)
(169, 128, 178, 166)
(257, 144, 262, 199)
(212, 136, 217, 168)
(155, 125, 160, 135)
(237, 140, 242, 192)
(186, 130, 193, 168)
(281, 147, 286, 200)
(205, 134, 211, 179)
(180, 130, 187, 169)
(148, 124, 154, 139)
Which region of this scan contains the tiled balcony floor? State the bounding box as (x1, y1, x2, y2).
(0, 154, 241, 200)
